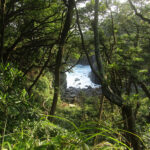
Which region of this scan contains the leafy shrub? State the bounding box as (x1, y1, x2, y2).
(0, 63, 30, 133)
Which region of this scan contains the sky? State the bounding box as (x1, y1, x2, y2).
(79, 0, 127, 8)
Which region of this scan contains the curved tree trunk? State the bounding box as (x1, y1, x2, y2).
(75, 0, 141, 148)
(49, 0, 75, 121)
(93, 0, 141, 149)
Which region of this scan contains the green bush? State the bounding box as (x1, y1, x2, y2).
(0, 63, 30, 132)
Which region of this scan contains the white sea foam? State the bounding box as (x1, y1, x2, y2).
(66, 65, 100, 89)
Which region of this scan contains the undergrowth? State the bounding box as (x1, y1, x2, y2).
(1, 116, 132, 150)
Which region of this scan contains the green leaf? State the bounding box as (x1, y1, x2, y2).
(82, 143, 90, 150)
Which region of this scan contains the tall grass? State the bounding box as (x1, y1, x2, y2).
(0, 115, 138, 150)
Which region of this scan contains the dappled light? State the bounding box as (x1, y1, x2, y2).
(0, 0, 150, 149)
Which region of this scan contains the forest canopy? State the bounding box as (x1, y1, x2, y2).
(0, 0, 150, 149)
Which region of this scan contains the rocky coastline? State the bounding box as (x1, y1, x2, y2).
(61, 56, 102, 103)
(62, 86, 102, 103)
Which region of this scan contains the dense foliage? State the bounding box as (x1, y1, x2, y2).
(0, 0, 150, 149)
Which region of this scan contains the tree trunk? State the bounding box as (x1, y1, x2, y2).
(93, 1, 141, 149)
(49, 0, 75, 121)
(122, 105, 141, 150)
(76, 0, 142, 149)
(93, 0, 105, 81)
(0, 0, 5, 60)
(75, 0, 123, 107)
(49, 47, 62, 120)
(94, 94, 104, 145)
(99, 94, 104, 120)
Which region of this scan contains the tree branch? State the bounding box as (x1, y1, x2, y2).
(128, 0, 150, 24)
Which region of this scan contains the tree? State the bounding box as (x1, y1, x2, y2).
(75, 0, 149, 149)
(49, 0, 75, 119)
(128, 0, 150, 24)
(0, 0, 61, 66)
